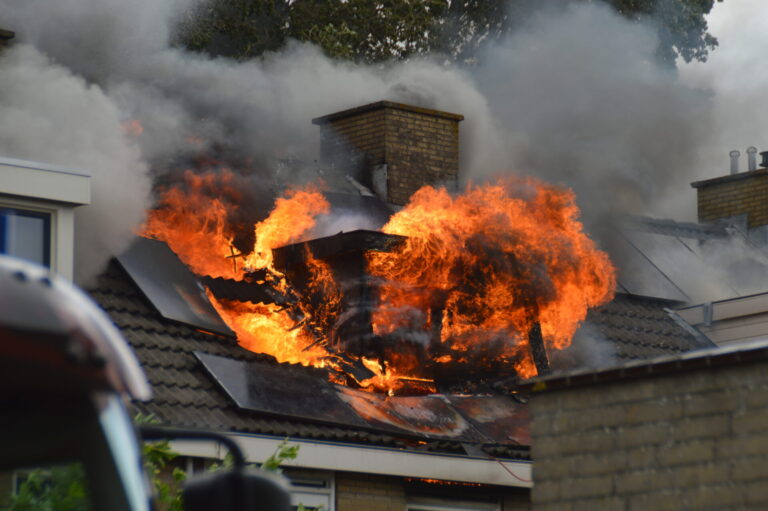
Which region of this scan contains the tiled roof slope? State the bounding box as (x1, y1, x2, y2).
(587, 292, 711, 361)
(88, 259, 528, 460)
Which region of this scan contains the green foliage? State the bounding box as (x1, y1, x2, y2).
(176, 0, 723, 66)
(1, 464, 90, 511)
(2, 415, 300, 511)
(142, 439, 185, 511)
(260, 439, 299, 473)
(176, 0, 291, 60)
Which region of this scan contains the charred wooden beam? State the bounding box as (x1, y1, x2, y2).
(271, 229, 407, 273)
(528, 322, 550, 376)
(200, 275, 281, 305)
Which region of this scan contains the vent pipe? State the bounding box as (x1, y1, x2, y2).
(729, 150, 740, 174)
(747, 147, 758, 171)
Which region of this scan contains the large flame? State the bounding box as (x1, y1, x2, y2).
(142, 172, 615, 391)
(142, 169, 239, 279)
(368, 178, 616, 378)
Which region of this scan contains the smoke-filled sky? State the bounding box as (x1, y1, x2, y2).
(679, 0, 768, 181)
(0, 0, 764, 284)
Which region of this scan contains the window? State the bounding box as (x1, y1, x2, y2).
(284, 469, 334, 511)
(0, 207, 51, 267)
(0, 157, 90, 280)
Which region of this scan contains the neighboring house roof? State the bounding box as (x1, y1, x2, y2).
(87, 258, 530, 462)
(612, 215, 768, 303)
(587, 293, 712, 361)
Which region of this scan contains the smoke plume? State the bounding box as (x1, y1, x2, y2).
(0, 0, 724, 309)
(0, 45, 150, 284)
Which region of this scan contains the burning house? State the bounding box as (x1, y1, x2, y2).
(85, 101, 709, 510)
(0, 97, 713, 510)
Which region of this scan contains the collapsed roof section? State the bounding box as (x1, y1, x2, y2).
(88, 255, 530, 461)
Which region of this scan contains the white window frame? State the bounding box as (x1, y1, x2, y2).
(0, 157, 90, 280)
(283, 468, 335, 511)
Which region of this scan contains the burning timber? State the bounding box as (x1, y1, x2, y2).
(210, 229, 551, 393)
(143, 176, 616, 395)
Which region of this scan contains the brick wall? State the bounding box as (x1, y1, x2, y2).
(336, 472, 406, 511)
(529, 358, 768, 510)
(313, 101, 463, 206)
(692, 170, 768, 228)
(335, 471, 530, 510)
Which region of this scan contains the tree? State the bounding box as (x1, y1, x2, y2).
(176, 0, 723, 67)
(440, 0, 722, 66)
(177, 0, 292, 60)
(289, 0, 448, 62)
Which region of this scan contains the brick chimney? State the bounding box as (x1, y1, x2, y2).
(312, 101, 463, 206)
(691, 155, 768, 229)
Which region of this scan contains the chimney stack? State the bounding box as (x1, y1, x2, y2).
(729, 150, 740, 174)
(313, 101, 463, 206)
(692, 147, 768, 229)
(747, 146, 758, 171)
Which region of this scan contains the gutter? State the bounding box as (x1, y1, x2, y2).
(169, 433, 532, 488)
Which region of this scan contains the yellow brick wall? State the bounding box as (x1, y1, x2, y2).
(317, 103, 461, 206)
(334, 472, 530, 510)
(335, 472, 406, 511)
(530, 361, 768, 510)
(695, 171, 768, 228)
(384, 109, 460, 205)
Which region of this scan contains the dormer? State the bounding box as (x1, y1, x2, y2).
(0, 156, 90, 279)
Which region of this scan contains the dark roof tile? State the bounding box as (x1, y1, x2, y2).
(588, 293, 702, 360)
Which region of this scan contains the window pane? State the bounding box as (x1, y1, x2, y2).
(0, 208, 50, 267)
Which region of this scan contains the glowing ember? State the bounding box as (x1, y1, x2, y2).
(141, 173, 615, 392)
(122, 119, 144, 137)
(208, 292, 327, 365)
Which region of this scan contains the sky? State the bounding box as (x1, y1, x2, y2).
(0, 0, 766, 282)
(680, 0, 768, 184)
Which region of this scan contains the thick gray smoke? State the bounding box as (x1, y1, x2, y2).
(0, 45, 150, 284)
(680, 0, 768, 185)
(470, 3, 712, 229)
(1, 0, 717, 301)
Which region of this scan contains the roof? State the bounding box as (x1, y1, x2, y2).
(87, 258, 530, 461)
(690, 168, 768, 188)
(586, 292, 712, 362)
(611, 215, 768, 303)
(521, 337, 768, 393)
(87, 217, 714, 465)
(311, 101, 464, 125)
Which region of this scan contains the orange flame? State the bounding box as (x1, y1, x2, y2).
(368, 178, 615, 378)
(208, 292, 327, 365)
(244, 187, 330, 271)
(142, 169, 239, 279)
(142, 172, 615, 390)
(122, 119, 144, 137)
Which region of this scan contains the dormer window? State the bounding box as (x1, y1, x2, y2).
(0, 207, 51, 267)
(0, 157, 90, 279)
